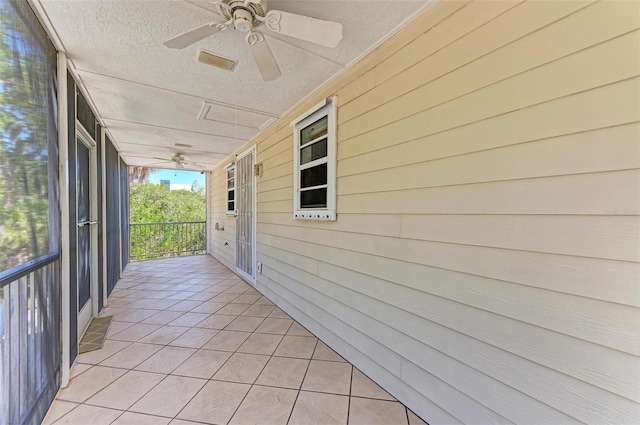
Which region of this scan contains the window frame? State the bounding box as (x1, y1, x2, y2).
(225, 162, 237, 216)
(291, 97, 337, 221)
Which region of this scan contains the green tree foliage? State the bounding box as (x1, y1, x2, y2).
(0, 1, 55, 272)
(129, 181, 206, 259)
(129, 181, 205, 223)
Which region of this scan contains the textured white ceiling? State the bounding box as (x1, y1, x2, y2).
(36, 0, 429, 170)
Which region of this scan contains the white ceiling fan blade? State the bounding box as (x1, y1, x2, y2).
(147, 162, 173, 168)
(264, 10, 342, 48)
(246, 32, 281, 81)
(186, 159, 207, 167)
(185, 161, 206, 170)
(164, 23, 224, 49)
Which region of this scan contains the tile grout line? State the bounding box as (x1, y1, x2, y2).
(171, 290, 267, 423)
(219, 312, 273, 425)
(79, 366, 170, 416)
(48, 401, 81, 425)
(124, 261, 249, 422)
(62, 271, 235, 423)
(285, 337, 319, 425)
(347, 366, 354, 425)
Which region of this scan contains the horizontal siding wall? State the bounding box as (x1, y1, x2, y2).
(209, 165, 236, 270)
(208, 1, 640, 423)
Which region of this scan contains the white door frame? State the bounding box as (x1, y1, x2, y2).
(76, 122, 99, 339)
(235, 145, 257, 284)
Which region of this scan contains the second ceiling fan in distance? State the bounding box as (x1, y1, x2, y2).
(164, 0, 343, 81)
(151, 153, 207, 170)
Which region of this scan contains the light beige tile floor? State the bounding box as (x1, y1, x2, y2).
(44, 255, 427, 425)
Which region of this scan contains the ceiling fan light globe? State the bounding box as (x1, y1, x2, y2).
(234, 18, 252, 33)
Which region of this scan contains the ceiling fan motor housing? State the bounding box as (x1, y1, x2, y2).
(221, 0, 266, 30)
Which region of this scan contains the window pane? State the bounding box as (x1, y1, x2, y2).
(300, 188, 327, 209)
(300, 138, 327, 165)
(228, 201, 235, 211)
(300, 116, 328, 145)
(300, 163, 327, 188)
(228, 168, 234, 179)
(77, 91, 96, 138)
(228, 190, 234, 201)
(227, 177, 234, 189)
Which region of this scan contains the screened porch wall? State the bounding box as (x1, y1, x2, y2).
(119, 156, 130, 271)
(105, 134, 121, 295)
(0, 1, 61, 423)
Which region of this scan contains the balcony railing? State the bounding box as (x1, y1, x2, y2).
(130, 221, 206, 260)
(1, 255, 61, 425)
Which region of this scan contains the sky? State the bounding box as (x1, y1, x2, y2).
(148, 168, 205, 186)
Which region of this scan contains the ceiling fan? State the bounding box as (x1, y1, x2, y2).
(163, 0, 343, 81)
(151, 153, 207, 170)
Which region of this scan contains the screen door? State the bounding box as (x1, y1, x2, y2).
(235, 147, 255, 283)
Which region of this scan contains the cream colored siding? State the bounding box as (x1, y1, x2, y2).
(209, 165, 236, 269)
(207, 1, 640, 423)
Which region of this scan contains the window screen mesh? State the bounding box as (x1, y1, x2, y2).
(0, 2, 61, 425)
(0, 0, 59, 274)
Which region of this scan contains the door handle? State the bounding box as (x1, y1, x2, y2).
(77, 221, 99, 227)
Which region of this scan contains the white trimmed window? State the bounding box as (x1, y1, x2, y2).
(225, 163, 236, 215)
(291, 97, 337, 221)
